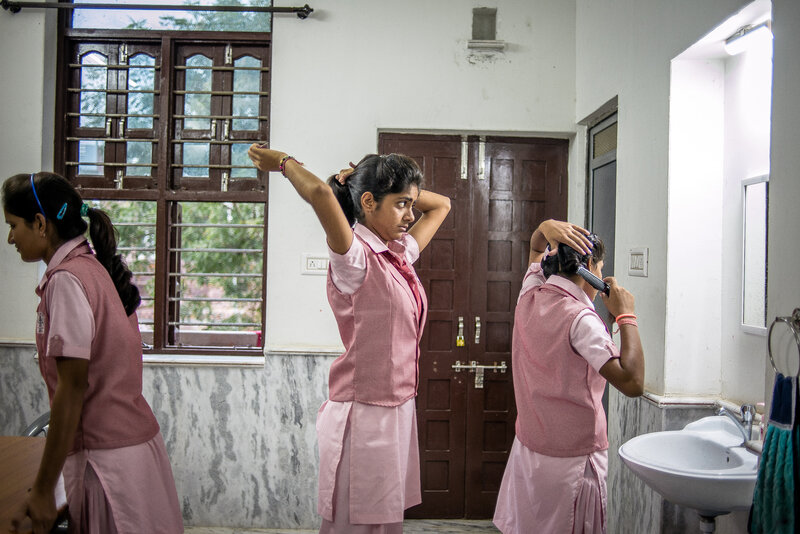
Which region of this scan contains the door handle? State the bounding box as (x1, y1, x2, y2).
(456, 316, 465, 347)
(474, 316, 481, 344)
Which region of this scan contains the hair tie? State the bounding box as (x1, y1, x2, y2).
(80, 203, 89, 217)
(29, 173, 46, 216)
(56, 202, 68, 220)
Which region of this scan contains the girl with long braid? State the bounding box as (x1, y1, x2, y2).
(4, 172, 183, 534)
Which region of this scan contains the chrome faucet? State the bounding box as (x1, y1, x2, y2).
(716, 404, 756, 444)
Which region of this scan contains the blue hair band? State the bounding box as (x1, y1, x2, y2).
(30, 173, 46, 216)
(56, 202, 68, 220)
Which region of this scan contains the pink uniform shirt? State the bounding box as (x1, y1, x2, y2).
(317, 224, 424, 525)
(512, 264, 619, 457)
(35, 237, 182, 534)
(326, 224, 427, 406)
(494, 263, 618, 534)
(36, 237, 159, 451)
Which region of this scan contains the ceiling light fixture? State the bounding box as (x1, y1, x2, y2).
(724, 20, 772, 56)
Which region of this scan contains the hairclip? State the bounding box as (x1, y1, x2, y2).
(30, 173, 46, 216)
(80, 203, 89, 217)
(56, 203, 68, 220)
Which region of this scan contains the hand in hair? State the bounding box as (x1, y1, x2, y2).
(529, 219, 592, 265)
(335, 162, 357, 185)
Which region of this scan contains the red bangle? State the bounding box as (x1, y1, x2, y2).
(615, 313, 637, 323)
(613, 319, 638, 334)
(279, 155, 302, 176)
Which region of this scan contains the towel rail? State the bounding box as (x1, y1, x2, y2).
(767, 308, 800, 377)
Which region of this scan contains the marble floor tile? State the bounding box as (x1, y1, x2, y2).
(184, 519, 499, 534)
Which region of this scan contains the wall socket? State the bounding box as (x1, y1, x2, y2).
(628, 247, 649, 277)
(302, 254, 329, 275)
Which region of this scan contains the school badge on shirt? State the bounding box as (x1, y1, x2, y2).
(36, 312, 45, 335)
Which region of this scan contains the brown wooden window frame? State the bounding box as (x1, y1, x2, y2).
(55, 27, 271, 357)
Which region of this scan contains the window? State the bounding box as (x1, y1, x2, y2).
(56, 8, 271, 356)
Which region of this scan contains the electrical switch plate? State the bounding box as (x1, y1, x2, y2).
(301, 254, 329, 275)
(628, 247, 649, 277)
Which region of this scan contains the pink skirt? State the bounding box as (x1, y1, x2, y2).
(63, 433, 183, 534)
(493, 437, 607, 534)
(317, 398, 421, 531)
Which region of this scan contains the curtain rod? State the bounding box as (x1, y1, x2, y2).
(1, 1, 313, 19)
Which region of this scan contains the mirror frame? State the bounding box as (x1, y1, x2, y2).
(741, 174, 769, 335)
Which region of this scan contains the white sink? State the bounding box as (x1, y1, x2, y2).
(618, 416, 758, 516)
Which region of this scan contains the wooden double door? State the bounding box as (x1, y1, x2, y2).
(379, 133, 568, 518)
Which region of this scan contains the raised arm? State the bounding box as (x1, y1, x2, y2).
(409, 189, 451, 252)
(528, 219, 593, 265)
(248, 145, 353, 254)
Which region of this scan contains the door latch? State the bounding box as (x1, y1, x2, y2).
(456, 316, 465, 347)
(474, 316, 481, 344)
(450, 360, 507, 388)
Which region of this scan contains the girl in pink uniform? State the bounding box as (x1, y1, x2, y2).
(493, 219, 644, 534)
(4, 172, 183, 534)
(248, 146, 450, 533)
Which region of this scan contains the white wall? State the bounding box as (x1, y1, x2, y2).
(575, 0, 756, 395)
(267, 0, 578, 349)
(666, 58, 725, 396)
(720, 29, 773, 403)
(768, 0, 800, 387)
(664, 0, 772, 400)
(0, 0, 579, 350)
(0, 1, 54, 343)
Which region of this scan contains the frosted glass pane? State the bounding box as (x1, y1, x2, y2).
(78, 140, 105, 175)
(231, 143, 256, 178)
(184, 55, 212, 130)
(127, 141, 153, 176)
(183, 142, 209, 177)
(80, 52, 107, 128)
(128, 54, 155, 129)
(233, 55, 261, 131)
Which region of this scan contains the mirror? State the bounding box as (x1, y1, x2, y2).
(742, 176, 768, 331)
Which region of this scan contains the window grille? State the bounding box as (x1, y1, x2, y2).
(57, 29, 270, 356)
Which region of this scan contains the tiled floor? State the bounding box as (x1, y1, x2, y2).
(185, 519, 500, 533)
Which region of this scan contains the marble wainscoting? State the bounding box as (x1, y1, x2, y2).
(0, 344, 334, 531)
(0, 344, 49, 435)
(607, 389, 751, 534)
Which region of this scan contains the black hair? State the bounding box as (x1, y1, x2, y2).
(541, 233, 605, 279)
(2, 172, 141, 316)
(327, 154, 424, 226)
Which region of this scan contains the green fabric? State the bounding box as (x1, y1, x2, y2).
(750, 424, 798, 533)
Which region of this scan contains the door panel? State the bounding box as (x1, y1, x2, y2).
(379, 133, 568, 518)
(466, 137, 567, 516)
(380, 134, 471, 517)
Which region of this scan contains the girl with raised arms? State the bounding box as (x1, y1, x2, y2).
(248, 146, 450, 533)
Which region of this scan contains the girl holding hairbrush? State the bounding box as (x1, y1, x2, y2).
(493, 219, 644, 534)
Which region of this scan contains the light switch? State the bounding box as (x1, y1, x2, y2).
(628, 248, 649, 277)
(302, 254, 329, 275)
